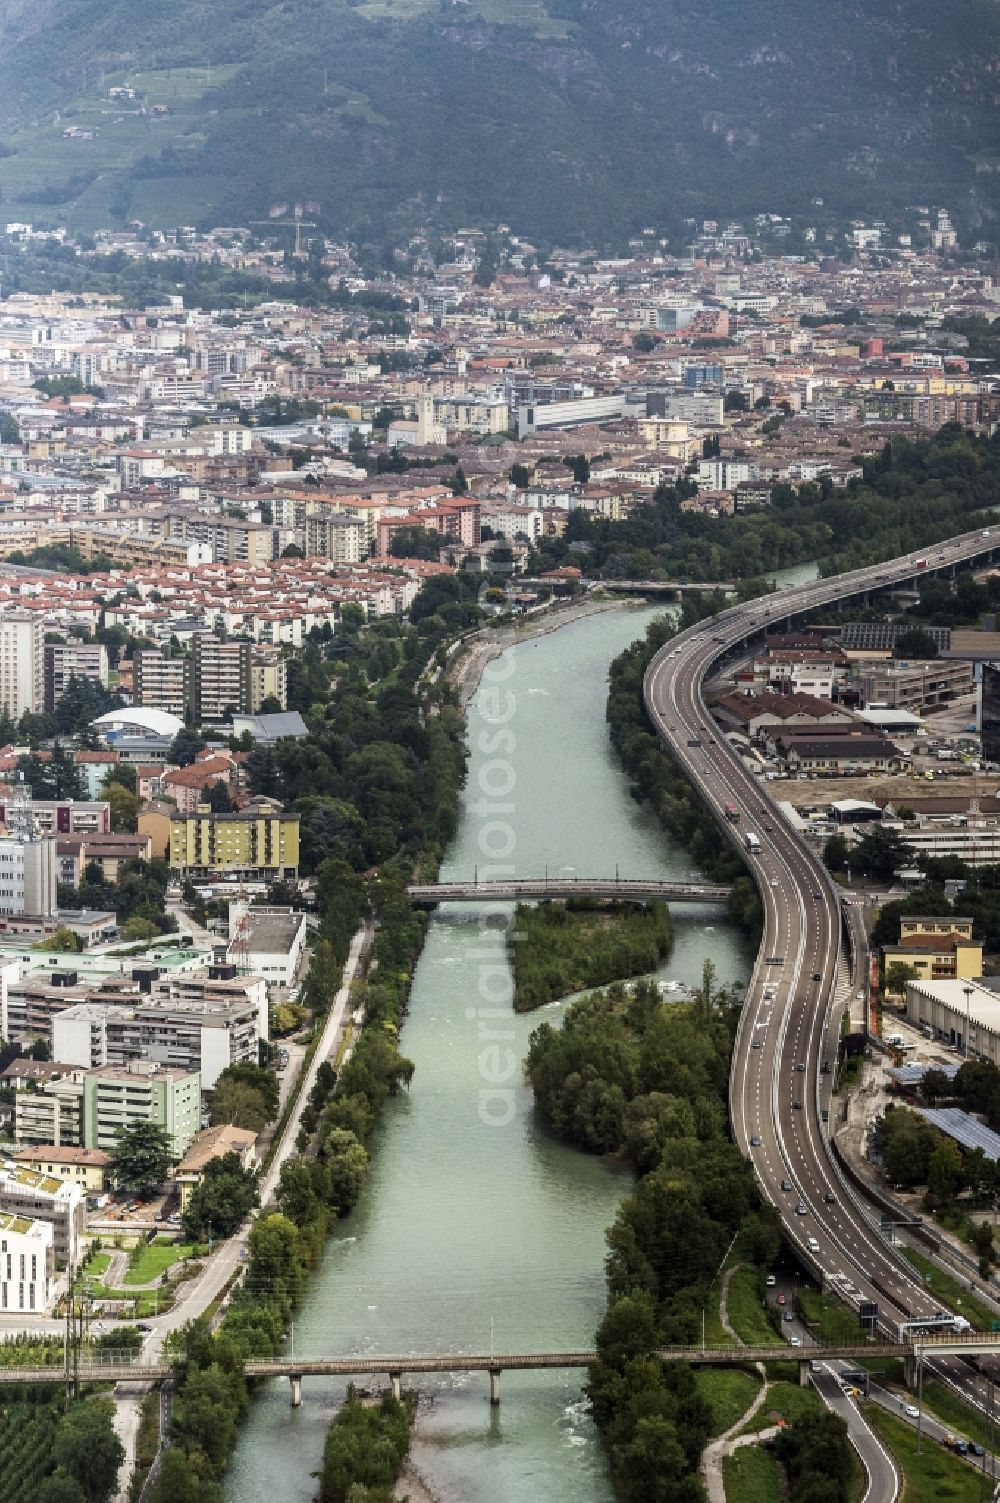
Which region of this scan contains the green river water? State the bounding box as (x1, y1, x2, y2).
(224, 602, 756, 1503)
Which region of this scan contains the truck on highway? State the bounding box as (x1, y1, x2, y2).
(745, 831, 761, 852)
(916, 558, 928, 569)
(724, 801, 740, 823)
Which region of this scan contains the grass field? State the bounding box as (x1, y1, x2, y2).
(866, 1405, 984, 1502)
(80, 1250, 111, 1280)
(739, 1381, 823, 1435)
(124, 1238, 199, 1286)
(722, 1444, 782, 1503)
(917, 1379, 1000, 1453)
(798, 1287, 869, 1343)
(898, 1247, 996, 1330)
(727, 1266, 780, 1346)
(695, 1368, 762, 1437)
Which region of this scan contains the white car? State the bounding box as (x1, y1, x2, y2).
(904, 1404, 920, 1419)
(789, 1336, 802, 1347)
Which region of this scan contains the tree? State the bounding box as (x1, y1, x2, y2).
(633, 330, 656, 352)
(182, 1152, 259, 1242)
(106, 780, 140, 834)
(145, 1448, 221, 1503)
(170, 728, 207, 767)
(849, 827, 915, 882)
(388, 525, 441, 560)
(52, 1397, 125, 1503)
(510, 463, 530, 489)
(884, 961, 919, 998)
(926, 1137, 964, 1205)
(204, 780, 233, 814)
(108, 1121, 175, 1194)
(35, 1477, 86, 1503)
(34, 927, 81, 954)
(246, 1212, 305, 1303)
(823, 835, 850, 871)
(894, 628, 939, 660)
(210, 1062, 279, 1132)
(121, 916, 159, 943)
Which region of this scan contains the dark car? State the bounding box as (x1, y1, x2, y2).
(795, 1202, 808, 1215)
(969, 1443, 985, 1457)
(813, 890, 822, 899)
(750, 1135, 762, 1147)
(781, 1179, 793, 1192)
(795, 1063, 806, 1073)
(792, 1100, 802, 1110)
(136, 1322, 152, 1332)
(812, 971, 822, 981)
(824, 1192, 836, 1205)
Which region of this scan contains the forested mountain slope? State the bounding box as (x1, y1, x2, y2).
(0, 0, 995, 242)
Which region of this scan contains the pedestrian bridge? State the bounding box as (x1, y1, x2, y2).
(407, 878, 732, 905)
(0, 1339, 926, 1406)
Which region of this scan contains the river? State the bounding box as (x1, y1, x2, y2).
(224, 602, 755, 1503)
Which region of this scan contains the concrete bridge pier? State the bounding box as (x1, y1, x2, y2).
(489, 1367, 501, 1406)
(799, 1361, 811, 1387)
(289, 1373, 302, 1407)
(903, 1353, 918, 1391)
(390, 1371, 402, 1402)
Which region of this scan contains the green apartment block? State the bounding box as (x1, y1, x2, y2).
(82, 1061, 200, 1158)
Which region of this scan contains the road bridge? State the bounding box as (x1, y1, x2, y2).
(643, 523, 1000, 1431)
(407, 877, 731, 905)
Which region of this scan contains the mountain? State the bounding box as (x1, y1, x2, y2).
(0, 0, 997, 245)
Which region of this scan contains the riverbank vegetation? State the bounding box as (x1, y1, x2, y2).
(146, 574, 478, 1500)
(319, 1388, 413, 1503)
(510, 899, 673, 1011)
(0, 1393, 124, 1503)
(531, 428, 1000, 584)
(606, 607, 762, 936)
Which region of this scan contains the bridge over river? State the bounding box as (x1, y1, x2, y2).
(16, 1334, 991, 1405)
(407, 877, 732, 905)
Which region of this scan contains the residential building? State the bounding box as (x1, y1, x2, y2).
(0, 1162, 84, 1265)
(12, 1145, 110, 1195)
(83, 1061, 200, 1158)
(226, 905, 308, 989)
(303, 512, 367, 564)
(0, 611, 43, 717)
(43, 640, 109, 714)
(189, 635, 251, 722)
(168, 797, 300, 880)
(883, 915, 983, 989)
(53, 978, 266, 1090)
(0, 1214, 52, 1312)
(0, 797, 110, 839)
(173, 1123, 257, 1210)
(0, 834, 58, 918)
(249, 645, 287, 712)
(14, 1067, 86, 1148)
(133, 649, 190, 719)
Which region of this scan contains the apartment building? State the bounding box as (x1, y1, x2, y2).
(0, 835, 58, 918)
(190, 635, 250, 722)
(0, 797, 110, 838)
(82, 1061, 200, 1158)
(14, 1067, 86, 1148)
(43, 640, 109, 713)
(52, 975, 266, 1089)
(134, 648, 190, 719)
(303, 512, 367, 564)
(0, 1162, 84, 1265)
(249, 645, 287, 711)
(168, 797, 300, 879)
(0, 1214, 52, 1312)
(0, 611, 43, 717)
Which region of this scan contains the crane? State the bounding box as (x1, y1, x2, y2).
(250, 218, 317, 257)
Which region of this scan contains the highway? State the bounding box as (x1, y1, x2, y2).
(643, 525, 1000, 1434)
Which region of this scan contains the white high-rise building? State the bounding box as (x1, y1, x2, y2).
(0, 612, 43, 719)
(0, 835, 58, 917)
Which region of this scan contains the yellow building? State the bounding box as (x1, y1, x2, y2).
(173, 1123, 258, 1210)
(883, 915, 983, 991)
(137, 801, 174, 862)
(12, 1145, 110, 1195)
(168, 797, 300, 880)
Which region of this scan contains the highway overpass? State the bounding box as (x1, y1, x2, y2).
(643, 524, 1000, 1421)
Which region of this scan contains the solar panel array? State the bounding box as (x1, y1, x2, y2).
(916, 1106, 1000, 1161)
